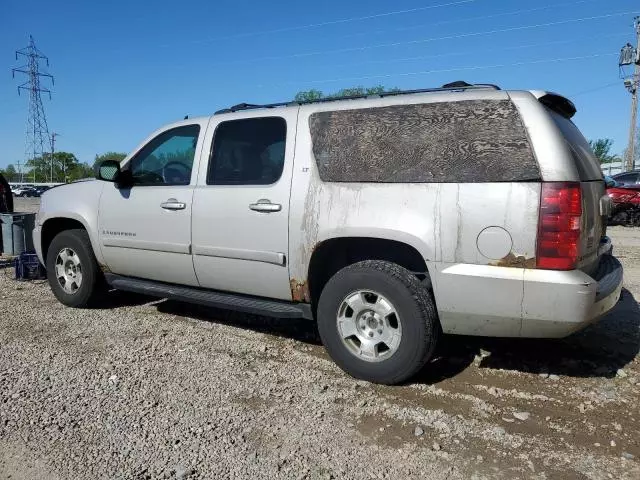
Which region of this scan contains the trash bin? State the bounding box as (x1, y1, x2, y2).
(0, 213, 36, 256)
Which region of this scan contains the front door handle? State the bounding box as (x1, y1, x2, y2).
(160, 198, 186, 210)
(249, 199, 282, 213)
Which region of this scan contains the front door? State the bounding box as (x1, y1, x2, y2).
(98, 121, 207, 286)
(191, 111, 298, 300)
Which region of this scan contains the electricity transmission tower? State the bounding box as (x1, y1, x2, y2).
(12, 35, 54, 183)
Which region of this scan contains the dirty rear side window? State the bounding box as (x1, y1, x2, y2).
(309, 100, 540, 183)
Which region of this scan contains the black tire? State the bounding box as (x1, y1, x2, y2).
(317, 260, 439, 385)
(46, 229, 101, 308)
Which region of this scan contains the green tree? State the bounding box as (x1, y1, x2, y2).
(294, 85, 400, 102)
(1, 164, 18, 182)
(26, 152, 93, 183)
(588, 139, 619, 164)
(294, 89, 324, 102)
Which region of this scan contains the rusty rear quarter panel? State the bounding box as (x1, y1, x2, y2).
(288, 179, 541, 284)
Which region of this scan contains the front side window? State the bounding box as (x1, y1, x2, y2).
(129, 125, 200, 186)
(207, 117, 286, 185)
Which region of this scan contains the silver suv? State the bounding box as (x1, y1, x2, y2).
(34, 83, 623, 384)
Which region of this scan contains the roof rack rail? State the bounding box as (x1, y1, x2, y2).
(214, 81, 500, 114)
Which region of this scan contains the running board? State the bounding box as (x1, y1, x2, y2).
(104, 274, 313, 320)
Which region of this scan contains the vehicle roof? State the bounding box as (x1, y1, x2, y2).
(210, 85, 573, 120)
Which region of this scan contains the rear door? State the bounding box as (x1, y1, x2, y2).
(548, 110, 607, 275)
(191, 110, 297, 300)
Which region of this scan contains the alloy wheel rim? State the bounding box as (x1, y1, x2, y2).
(336, 290, 402, 363)
(55, 247, 83, 294)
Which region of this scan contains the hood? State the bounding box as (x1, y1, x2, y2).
(47, 178, 96, 190)
(39, 179, 104, 218)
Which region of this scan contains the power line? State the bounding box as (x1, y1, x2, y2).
(210, 11, 638, 66)
(319, 33, 627, 71)
(339, 0, 606, 40)
(169, 0, 479, 46)
(266, 53, 617, 87)
(571, 81, 622, 97)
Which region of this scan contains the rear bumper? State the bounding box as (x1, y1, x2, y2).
(429, 252, 623, 338)
(519, 253, 622, 337)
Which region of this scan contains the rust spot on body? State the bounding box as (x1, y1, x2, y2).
(98, 263, 111, 273)
(490, 252, 536, 269)
(290, 279, 310, 303)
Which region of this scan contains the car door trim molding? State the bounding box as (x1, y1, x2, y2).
(192, 245, 286, 266)
(102, 237, 190, 254)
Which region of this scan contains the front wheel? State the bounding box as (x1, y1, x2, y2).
(46, 229, 101, 308)
(317, 260, 439, 385)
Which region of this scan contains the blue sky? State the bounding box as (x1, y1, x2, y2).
(0, 0, 638, 168)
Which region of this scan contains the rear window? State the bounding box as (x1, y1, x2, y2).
(309, 100, 540, 183)
(548, 110, 603, 181)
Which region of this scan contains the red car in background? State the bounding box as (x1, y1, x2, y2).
(606, 175, 640, 226)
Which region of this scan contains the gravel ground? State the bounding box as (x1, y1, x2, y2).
(1, 198, 639, 479)
(11, 197, 40, 214)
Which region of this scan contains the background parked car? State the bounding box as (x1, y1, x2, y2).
(612, 169, 640, 186)
(0, 173, 13, 213)
(13, 186, 37, 197)
(32, 186, 50, 197)
(605, 175, 640, 226)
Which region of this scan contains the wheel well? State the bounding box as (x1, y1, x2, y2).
(307, 237, 429, 308)
(41, 218, 86, 262)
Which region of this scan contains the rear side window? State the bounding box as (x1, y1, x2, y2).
(309, 100, 540, 183)
(207, 117, 286, 185)
(548, 110, 603, 181)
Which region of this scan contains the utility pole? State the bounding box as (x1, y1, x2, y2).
(16, 161, 23, 183)
(50, 132, 58, 182)
(621, 17, 640, 171)
(12, 35, 54, 184)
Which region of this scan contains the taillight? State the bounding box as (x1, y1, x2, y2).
(536, 182, 582, 270)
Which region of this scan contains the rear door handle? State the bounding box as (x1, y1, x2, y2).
(160, 198, 186, 210)
(249, 199, 282, 213)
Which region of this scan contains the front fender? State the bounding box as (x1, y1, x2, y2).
(37, 180, 105, 264)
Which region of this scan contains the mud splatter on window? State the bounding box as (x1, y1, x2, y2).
(309, 100, 540, 183)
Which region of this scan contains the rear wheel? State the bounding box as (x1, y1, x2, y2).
(46, 229, 101, 308)
(317, 260, 439, 385)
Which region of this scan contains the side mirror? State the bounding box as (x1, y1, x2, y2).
(604, 176, 616, 188)
(96, 160, 121, 182)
